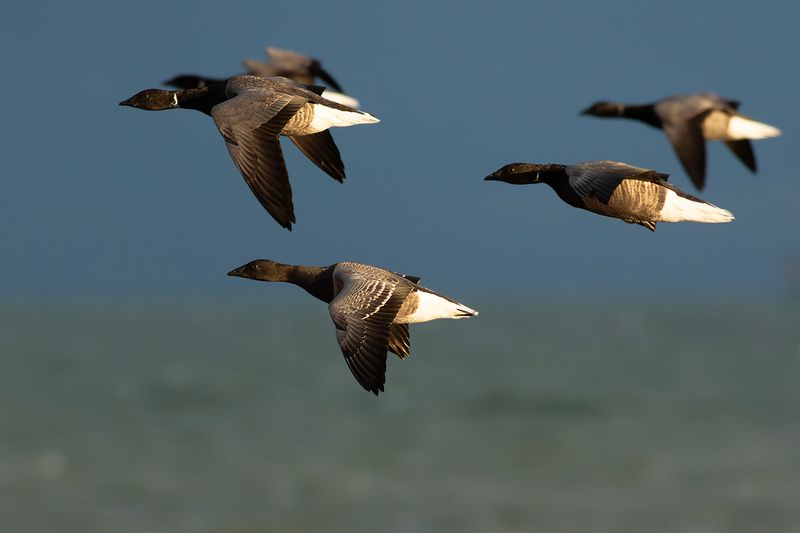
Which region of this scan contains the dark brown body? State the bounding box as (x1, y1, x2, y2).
(484, 160, 733, 232)
(553, 178, 667, 230)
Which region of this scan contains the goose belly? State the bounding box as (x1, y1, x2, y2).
(582, 180, 664, 222)
(395, 290, 477, 324)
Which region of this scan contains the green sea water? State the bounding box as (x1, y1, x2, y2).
(1, 299, 799, 533)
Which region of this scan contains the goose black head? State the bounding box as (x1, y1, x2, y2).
(580, 101, 624, 117)
(119, 89, 179, 110)
(228, 259, 290, 282)
(484, 163, 548, 185)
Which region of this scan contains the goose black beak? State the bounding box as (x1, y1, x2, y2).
(227, 267, 245, 278)
(119, 97, 134, 107)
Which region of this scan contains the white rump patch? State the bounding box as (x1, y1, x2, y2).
(321, 90, 361, 109)
(308, 104, 379, 133)
(400, 291, 478, 324)
(658, 190, 734, 224)
(725, 115, 782, 140)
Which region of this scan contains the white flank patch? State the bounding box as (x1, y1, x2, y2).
(726, 115, 782, 140)
(658, 190, 734, 223)
(400, 291, 478, 324)
(308, 104, 379, 133)
(321, 90, 361, 109)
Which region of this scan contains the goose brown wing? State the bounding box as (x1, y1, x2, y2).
(724, 140, 757, 173)
(328, 266, 414, 395)
(661, 113, 709, 190)
(263, 47, 344, 91)
(655, 96, 717, 190)
(313, 64, 344, 93)
(566, 160, 667, 204)
(210, 87, 308, 229)
(288, 131, 346, 183)
(241, 59, 281, 78)
(389, 273, 420, 358)
(388, 324, 411, 359)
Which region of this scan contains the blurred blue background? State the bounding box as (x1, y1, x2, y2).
(1, 0, 798, 300)
(1, 1, 799, 532)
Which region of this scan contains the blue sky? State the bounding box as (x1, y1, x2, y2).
(1, 1, 798, 300)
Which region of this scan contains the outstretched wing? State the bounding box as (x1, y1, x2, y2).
(662, 112, 709, 190)
(288, 131, 346, 183)
(655, 96, 719, 190)
(210, 85, 308, 229)
(724, 140, 757, 173)
(328, 266, 414, 395)
(388, 323, 411, 359)
(313, 63, 344, 93)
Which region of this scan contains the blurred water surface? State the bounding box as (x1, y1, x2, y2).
(1, 299, 798, 532)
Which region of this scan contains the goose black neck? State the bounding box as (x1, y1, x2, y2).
(176, 82, 228, 115)
(535, 166, 584, 208)
(533, 164, 568, 185)
(287, 265, 336, 303)
(622, 104, 662, 129)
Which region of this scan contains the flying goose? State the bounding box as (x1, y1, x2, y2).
(581, 93, 781, 190)
(164, 46, 360, 108)
(119, 75, 379, 230)
(244, 47, 344, 92)
(228, 259, 478, 395)
(485, 160, 734, 231)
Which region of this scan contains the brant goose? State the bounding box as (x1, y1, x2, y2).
(164, 47, 360, 108)
(228, 259, 478, 395)
(244, 47, 344, 92)
(581, 93, 781, 190)
(485, 160, 734, 231)
(120, 75, 379, 230)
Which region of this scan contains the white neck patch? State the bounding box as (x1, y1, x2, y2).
(171, 93, 179, 107)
